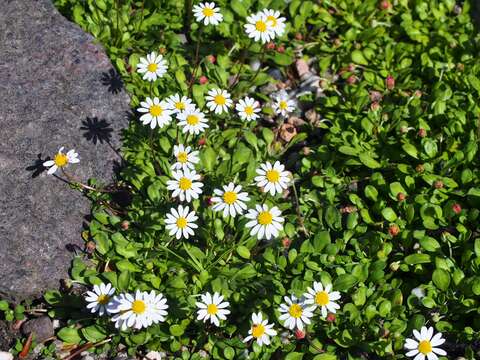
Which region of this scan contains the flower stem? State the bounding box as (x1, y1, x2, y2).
(137, 0, 145, 34)
(188, 26, 204, 94)
(249, 46, 267, 87)
(60, 169, 111, 193)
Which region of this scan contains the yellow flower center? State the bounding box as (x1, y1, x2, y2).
(54, 153, 68, 167)
(147, 63, 158, 72)
(176, 217, 187, 228)
(266, 170, 280, 182)
(255, 20, 267, 32)
(258, 211, 273, 225)
(207, 304, 218, 315)
(175, 101, 185, 110)
(179, 177, 192, 190)
(222, 191, 237, 205)
(97, 294, 110, 305)
(150, 104, 163, 116)
(315, 291, 329, 306)
(214, 94, 226, 105)
(186, 115, 199, 125)
(267, 15, 277, 27)
(177, 152, 188, 163)
(418, 340, 432, 354)
(251, 324, 266, 338)
(131, 300, 146, 315)
(244, 106, 254, 115)
(203, 7, 214, 17)
(288, 304, 303, 318)
(279, 100, 288, 110)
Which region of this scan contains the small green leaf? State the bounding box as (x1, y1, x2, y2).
(381, 207, 397, 222)
(432, 269, 450, 291)
(236, 246, 251, 259)
(57, 327, 82, 344)
(404, 254, 431, 265)
(359, 152, 381, 168)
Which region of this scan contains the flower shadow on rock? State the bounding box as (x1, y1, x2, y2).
(101, 68, 124, 94)
(25, 153, 49, 178)
(80, 117, 113, 145)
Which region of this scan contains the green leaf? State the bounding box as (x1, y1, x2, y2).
(333, 274, 358, 291)
(230, 0, 248, 17)
(404, 254, 431, 265)
(118, 271, 131, 291)
(313, 231, 331, 251)
(201, 147, 217, 172)
(313, 355, 337, 360)
(236, 246, 251, 259)
(381, 207, 397, 222)
(285, 352, 304, 360)
(272, 52, 294, 66)
(169, 324, 185, 337)
(81, 325, 106, 342)
(432, 269, 450, 291)
(402, 143, 418, 159)
(351, 50, 368, 65)
(364, 185, 378, 201)
(0, 301, 9, 311)
(57, 327, 82, 344)
(359, 152, 381, 168)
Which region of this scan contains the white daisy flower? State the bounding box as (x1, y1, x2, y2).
(404, 326, 447, 360)
(278, 295, 315, 331)
(243, 312, 277, 347)
(272, 94, 295, 116)
(177, 108, 209, 135)
(262, 9, 286, 37)
(84, 283, 115, 316)
(193, 2, 223, 26)
(303, 282, 341, 318)
(236, 96, 261, 121)
(165, 94, 195, 114)
(205, 88, 232, 114)
(196, 292, 230, 327)
(137, 97, 173, 129)
(172, 144, 200, 171)
(43, 146, 80, 175)
(136, 52, 168, 82)
(211, 183, 250, 218)
(254, 161, 291, 196)
(166, 169, 203, 202)
(108, 290, 168, 331)
(245, 204, 284, 240)
(165, 205, 198, 239)
(244, 12, 275, 44)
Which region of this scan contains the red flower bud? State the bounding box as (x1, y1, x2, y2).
(347, 63, 356, 72)
(295, 329, 306, 340)
(434, 180, 444, 189)
(386, 75, 395, 90)
(198, 137, 206, 146)
(389, 224, 400, 237)
(347, 75, 357, 85)
(276, 45, 285, 53)
(199, 76, 208, 85)
(397, 193, 406, 202)
(266, 42, 276, 50)
(282, 237, 291, 248)
(370, 102, 380, 111)
(379, 0, 391, 10)
(295, 33, 303, 41)
(452, 203, 462, 214)
(207, 55, 216, 64)
(326, 313, 336, 322)
(121, 220, 130, 230)
(418, 128, 427, 138)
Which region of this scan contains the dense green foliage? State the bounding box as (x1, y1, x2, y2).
(26, 0, 480, 358)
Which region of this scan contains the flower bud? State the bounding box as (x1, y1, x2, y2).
(379, 0, 392, 10)
(326, 313, 336, 322)
(276, 45, 285, 53)
(295, 33, 303, 41)
(418, 128, 427, 138)
(452, 203, 462, 214)
(415, 164, 424, 173)
(370, 102, 380, 111)
(282, 237, 291, 248)
(347, 75, 357, 85)
(207, 55, 216, 64)
(397, 192, 406, 202)
(86, 241, 96, 254)
(198, 137, 206, 146)
(434, 180, 443, 189)
(389, 261, 400, 271)
(266, 42, 276, 50)
(295, 329, 306, 340)
(199, 76, 208, 85)
(388, 224, 400, 237)
(159, 47, 167, 54)
(121, 220, 130, 230)
(386, 74, 395, 90)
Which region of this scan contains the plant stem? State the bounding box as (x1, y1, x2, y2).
(249, 46, 267, 87)
(59, 169, 112, 193)
(291, 179, 308, 235)
(184, 0, 193, 41)
(137, 0, 145, 33)
(188, 26, 204, 94)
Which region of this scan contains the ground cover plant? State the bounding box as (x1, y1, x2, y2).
(4, 0, 480, 358)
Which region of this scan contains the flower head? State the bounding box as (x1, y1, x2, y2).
(272, 94, 295, 116)
(177, 108, 209, 135)
(108, 290, 168, 330)
(245, 204, 284, 240)
(304, 282, 341, 318)
(243, 312, 277, 346)
(85, 283, 115, 316)
(43, 147, 80, 175)
(137, 97, 173, 129)
(244, 12, 276, 44)
(165, 205, 198, 239)
(254, 161, 291, 196)
(236, 97, 261, 121)
(137, 52, 168, 82)
(196, 292, 230, 327)
(165, 94, 195, 114)
(166, 169, 203, 202)
(262, 9, 286, 36)
(404, 326, 446, 360)
(211, 183, 250, 218)
(193, 2, 223, 26)
(206, 89, 232, 115)
(172, 144, 200, 171)
(278, 295, 315, 331)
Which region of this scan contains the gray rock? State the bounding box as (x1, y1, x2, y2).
(0, 0, 130, 301)
(21, 316, 54, 343)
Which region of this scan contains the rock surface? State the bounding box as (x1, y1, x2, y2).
(21, 316, 54, 343)
(0, 0, 130, 301)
